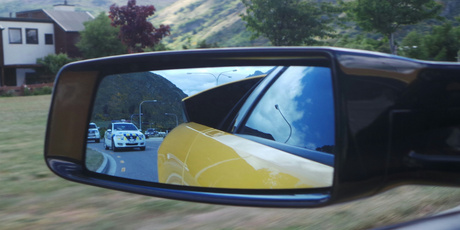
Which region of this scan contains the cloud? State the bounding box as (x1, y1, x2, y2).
(153, 66, 274, 96)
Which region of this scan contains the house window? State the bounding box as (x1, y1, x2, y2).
(26, 28, 38, 44)
(45, 34, 53, 45)
(8, 28, 22, 44)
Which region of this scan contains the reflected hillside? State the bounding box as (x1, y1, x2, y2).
(91, 72, 186, 131)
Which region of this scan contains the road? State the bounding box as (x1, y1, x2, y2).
(87, 137, 163, 182)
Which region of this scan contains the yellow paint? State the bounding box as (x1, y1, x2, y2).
(158, 122, 333, 189)
(158, 123, 198, 185)
(121, 167, 126, 172)
(120, 160, 125, 164)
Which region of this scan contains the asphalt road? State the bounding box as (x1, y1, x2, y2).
(87, 137, 163, 182)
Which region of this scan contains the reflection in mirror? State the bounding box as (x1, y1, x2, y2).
(240, 66, 335, 152)
(85, 66, 335, 190)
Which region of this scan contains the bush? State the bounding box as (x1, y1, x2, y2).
(33, 86, 53, 95)
(19, 85, 54, 97)
(23, 87, 33, 96)
(36, 53, 77, 76)
(0, 89, 15, 97)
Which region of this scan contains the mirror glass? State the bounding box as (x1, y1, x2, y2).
(86, 65, 335, 189)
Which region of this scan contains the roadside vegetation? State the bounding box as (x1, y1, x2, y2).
(85, 148, 104, 172)
(2, 95, 460, 229)
(0, 85, 53, 97)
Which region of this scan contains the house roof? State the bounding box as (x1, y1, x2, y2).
(42, 9, 94, 32)
(0, 17, 53, 24)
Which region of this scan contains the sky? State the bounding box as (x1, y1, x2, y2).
(152, 66, 274, 96)
(243, 66, 335, 150)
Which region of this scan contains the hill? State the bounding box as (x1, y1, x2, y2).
(0, 0, 178, 17)
(2, 0, 460, 50)
(152, 0, 269, 49)
(91, 72, 187, 131)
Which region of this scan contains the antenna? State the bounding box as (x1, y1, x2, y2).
(275, 104, 292, 144)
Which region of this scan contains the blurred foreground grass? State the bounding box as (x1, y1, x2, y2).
(1, 95, 460, 230)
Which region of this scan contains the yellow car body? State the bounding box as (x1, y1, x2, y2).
(158, 122, 333, 189)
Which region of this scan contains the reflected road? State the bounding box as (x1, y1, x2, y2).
(87, 137, 163, 182)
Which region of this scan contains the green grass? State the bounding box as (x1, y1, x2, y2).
(1, 95, 460, 229)
(85, 148, 104, 171)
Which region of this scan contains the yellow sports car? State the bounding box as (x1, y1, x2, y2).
(158, 66, 335, 189)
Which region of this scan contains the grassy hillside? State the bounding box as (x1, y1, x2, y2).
(153, 0, 269, 49)
(0, 0, 178, 17)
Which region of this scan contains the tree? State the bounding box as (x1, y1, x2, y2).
(109, 0, 170, 53)
(343, 0, 442, 54)
(422, 22, 460, 61)
(143, 42, 170, 52)
(181, 39, 219, 50)
(400, 22, 460, 61)
(240, 0, 339, 46)
(333, 34, 389, 53)
(76, 12, 127, 59)
(196, 40, 219, 49)
(399, 31, 426, 59)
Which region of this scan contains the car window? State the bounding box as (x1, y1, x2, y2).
(238, 66, 335, 153)
(114, 124, 138, 131)
(89, 124, 97, 129)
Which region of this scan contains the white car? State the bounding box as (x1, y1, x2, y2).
(104, 122, 146, 151)
(87, 123, 100, 143)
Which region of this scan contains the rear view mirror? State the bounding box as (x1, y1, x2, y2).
(86, 65, 334, 190)
(45, 47, 460, 207)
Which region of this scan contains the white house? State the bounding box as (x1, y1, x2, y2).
(0, 18, 55, 86)
(0, 1, 94, 87)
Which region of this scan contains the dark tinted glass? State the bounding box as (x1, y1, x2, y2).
(114, 123, 138, 131)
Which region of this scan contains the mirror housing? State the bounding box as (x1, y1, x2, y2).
(45, 47, 460, 207)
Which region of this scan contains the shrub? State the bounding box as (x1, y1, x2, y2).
(33, 86, 53, 95)
(23, 87, 33, 96)
(0, 89, 15, 97)
(37, 53, 77, 76)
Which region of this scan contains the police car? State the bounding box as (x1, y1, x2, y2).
(103, 120, 146, 151)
